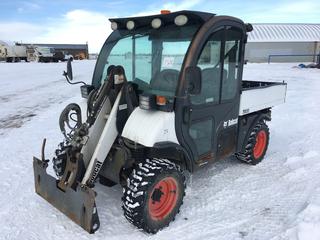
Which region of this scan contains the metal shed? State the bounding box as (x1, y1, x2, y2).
(246, 24, 320, 63)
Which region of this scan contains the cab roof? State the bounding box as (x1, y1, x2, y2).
(109, 10, 215, 28)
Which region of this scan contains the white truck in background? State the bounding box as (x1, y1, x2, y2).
(28, 46, 66, 62)
(33, 46, 55, 62)
(0, 44, 28, 62)
(0, 44, 69, 63)
(0, 44, 5, 61)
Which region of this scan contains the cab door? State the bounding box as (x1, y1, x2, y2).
(175, 21, 245, 169)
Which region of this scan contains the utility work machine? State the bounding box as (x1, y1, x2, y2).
(33, 10, 287, 234)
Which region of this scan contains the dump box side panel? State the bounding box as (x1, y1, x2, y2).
(239, 82, 287, 115)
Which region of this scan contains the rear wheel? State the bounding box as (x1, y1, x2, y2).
(122, 158, 185, 233)
(236, 121, 269, 165)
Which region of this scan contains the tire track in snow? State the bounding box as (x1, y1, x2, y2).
(0, 61, 94, 136)
(0, 79, 79, 135)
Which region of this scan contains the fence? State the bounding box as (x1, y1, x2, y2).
(268, 54, 320, 64)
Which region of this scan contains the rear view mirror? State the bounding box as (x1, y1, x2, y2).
(185, 66, 201, 95)
(67, 58, 73, 80)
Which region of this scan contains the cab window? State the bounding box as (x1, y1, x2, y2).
(191, 29, 224, 105)
(190, 27, 242, 105)
(221, 27, 241, 101)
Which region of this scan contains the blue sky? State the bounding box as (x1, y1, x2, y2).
(0, 0, 319, 52)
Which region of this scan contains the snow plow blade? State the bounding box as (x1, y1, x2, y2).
(33, 157, 100, 234)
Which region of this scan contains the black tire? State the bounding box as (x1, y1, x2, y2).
(52, 153, 67, 178)
(52, 142, 68, 178)
(122, 158, 186, 233)
(99, 175, 117, 187)
(236, 121, 270, 165)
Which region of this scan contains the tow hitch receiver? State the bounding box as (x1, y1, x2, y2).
(33, 157, 100, 233)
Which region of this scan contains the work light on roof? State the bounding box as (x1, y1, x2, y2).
(111, 22, 118, 31)
(126, 20, 135, 30)
(151, 18, 162, 29)
(174, 15, 188, 26)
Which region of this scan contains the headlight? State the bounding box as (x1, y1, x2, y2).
(151, 18, 162, 29)
(174, 15, 188, 26)
(111, 22, 118, 30)
(139, 94, 156, 110)
(80, 85, 94, 99)
(126, 20, 135, 30)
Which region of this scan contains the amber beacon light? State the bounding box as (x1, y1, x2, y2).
(161, 10, 171, 14)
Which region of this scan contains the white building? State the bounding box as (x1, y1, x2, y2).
(246, 24, 320, 63)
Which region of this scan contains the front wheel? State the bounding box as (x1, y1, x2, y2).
(122, 158, 186, 233)
(236, 121, 270, 165)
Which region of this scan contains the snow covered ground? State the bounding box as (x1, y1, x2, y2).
(0, 61, 319, 240)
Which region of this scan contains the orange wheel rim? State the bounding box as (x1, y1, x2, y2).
(253, 130, 267, 159)
(148, 177, 178, 221)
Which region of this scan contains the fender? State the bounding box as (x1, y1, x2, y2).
(237, 109, 271, 152)
(153, 141, 194, 172)
(122, 108, 179, 147)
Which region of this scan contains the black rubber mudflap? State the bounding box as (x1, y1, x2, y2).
(33, 157, 100, 233)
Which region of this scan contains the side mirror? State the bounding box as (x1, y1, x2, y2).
(185, 66, 201, 95)
(63, 58, 87, 87)
(66, 58, 73, 80)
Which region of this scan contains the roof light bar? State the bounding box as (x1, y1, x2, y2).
(151, 18, 162, 29)
(126, 20, 135, 30)
(111, 22, 118, 31)
(174, 15, 188, 26)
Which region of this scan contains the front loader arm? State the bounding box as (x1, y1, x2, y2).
(81, 91, 122, 186)
(33, 90, 122, 233)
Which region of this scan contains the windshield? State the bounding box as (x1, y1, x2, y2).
(92, 24, 201, 97)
